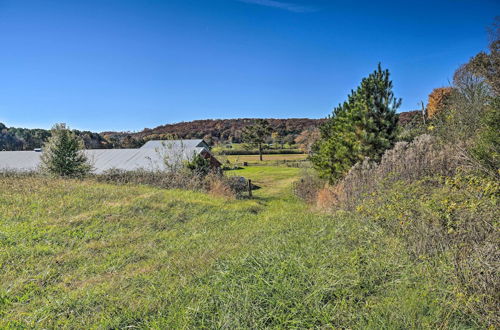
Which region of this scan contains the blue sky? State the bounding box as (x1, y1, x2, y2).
(0, 0, 498, 132)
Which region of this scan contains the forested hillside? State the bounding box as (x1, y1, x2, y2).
(102, 118, 327, 146)
(1, 114, 423, 151)
(0, 123, 110, 151)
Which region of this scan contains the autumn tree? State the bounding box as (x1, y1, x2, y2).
(439, 19, 499, 178)
(462, 17, 499, 96)
(427, 87, 454, 118)
(242, 119, 273, 161)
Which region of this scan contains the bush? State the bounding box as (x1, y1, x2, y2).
(355, 175, 499, 326)
(310, 134, 460, 209)
(94, 169, 248, 199)
(469, 98, 500, 179)
(207, 175, 236, 199)
(185, 154, 212, 176)
(297, 131, 498, 326)
(292, 170, 324, 204)
(223, 176, 249, 197)
(298, 27, 500, 326)
(95, 168, 206, 191)
(432, 53, 495, 179)
(396, 110, 427, 142)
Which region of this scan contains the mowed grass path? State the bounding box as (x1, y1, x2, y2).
(227, 166, 302, 198)
(0, 168, 464, 328)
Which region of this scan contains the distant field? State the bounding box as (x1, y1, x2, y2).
(224, 153, 308, 165)
(216, 143, 298, 150)
(212, 143, 303, 156)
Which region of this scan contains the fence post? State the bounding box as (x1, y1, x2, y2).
(248, 179, 252, 197)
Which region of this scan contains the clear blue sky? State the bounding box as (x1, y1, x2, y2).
(0, 0, 498, 132)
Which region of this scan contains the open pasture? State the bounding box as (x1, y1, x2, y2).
(0, 166, 469, 328)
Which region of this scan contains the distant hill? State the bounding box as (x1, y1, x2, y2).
(103, 111, 421, 146)
(1, 111, 420, 151)
(102, 118, 327, 146)
(398, 110, 423, 126)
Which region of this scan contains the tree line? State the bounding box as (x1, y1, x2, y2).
(0, 118, 329, 151)
(0, 123, 109, 151)
(102, 118, 325, 147)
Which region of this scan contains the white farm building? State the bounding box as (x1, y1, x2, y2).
(0, 139, 221, 174)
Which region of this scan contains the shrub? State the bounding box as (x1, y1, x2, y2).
(207, 175, 236, 199)
(185, 154, 212, 176)
(468, 97, 500, 179)
(303, 131, 498, 326)
(292, 170, 324, 204)
(355, 175, 499, 326)
(94, 169, 248, 199)
(95, 168, 206, 191)
(315, 186, 338, 211)
(316, 134, 460, 209)
(396, 109, 427, 142)
(223, 176, 249, 197)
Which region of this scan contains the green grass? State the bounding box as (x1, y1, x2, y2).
(225, 153, 307, 162)
(214, 143, 298, 151)
(226, 166, 302, 198)
(222, 154, 308, 168)
(0, 169, 476, 328)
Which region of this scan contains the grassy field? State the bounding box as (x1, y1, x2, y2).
(225, 153, 307, 162)
(0, 167, 477, 328)
(226, 166, 303, 198)
(221, 154, 308, 167)
(214, 143, 298, 151)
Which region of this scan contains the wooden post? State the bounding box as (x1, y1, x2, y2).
(248, 179, 252, 197)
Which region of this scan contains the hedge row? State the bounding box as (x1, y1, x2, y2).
(215, 149, 304, 155)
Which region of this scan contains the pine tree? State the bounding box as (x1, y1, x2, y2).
(311, 64, 400, 182)
(40, 123, 92, 177)
(356, 64, 401, 161)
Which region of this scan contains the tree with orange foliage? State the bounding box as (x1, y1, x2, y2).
(426, 87, 454, 118)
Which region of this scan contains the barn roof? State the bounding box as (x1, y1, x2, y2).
(0, 139, 215, 174)
(0, 151, 42, 172)
(140, 139, 208, 150)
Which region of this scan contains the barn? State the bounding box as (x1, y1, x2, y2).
(0, 139, 221, 174)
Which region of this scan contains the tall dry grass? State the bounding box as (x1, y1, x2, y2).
(94, 169, 248, 198)
(332, 134, 459, 209)
(294, 133, 499, 325)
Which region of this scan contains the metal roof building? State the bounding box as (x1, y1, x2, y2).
(0, 139, 219, 174)
(140, 139, 209, 150)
